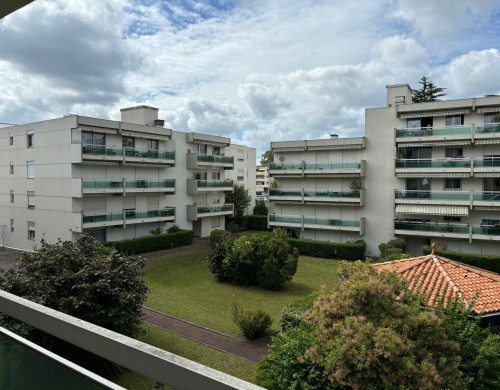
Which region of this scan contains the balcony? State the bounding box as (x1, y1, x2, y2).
(83, 179, 175, 194)
(395, 190, 470, 205)
(394, 221, 470, 239)
(124, 208, 175, 224)
(186, 153, 234, 170)
(473, 191, 500, 208)
(472, 225, 500, 241)
(186, 179, 234, 195)
(395, 158, 472, 178)
(269, 188, 364, 206)
(0, 290, 264, 390)
(82, 208, 175, 228)
(82, 145, 175, 166)
(472, 157, 500, 177)
(269, 214, 364, 234)
(269, 161, 365, 178)
(187, 204, 234, 221)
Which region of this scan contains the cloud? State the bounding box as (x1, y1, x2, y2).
(238, 84, 291, 120)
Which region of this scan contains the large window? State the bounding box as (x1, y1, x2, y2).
(445, 115, 463, 126)
(445, 148, 463, 158)
(27, 221, 35, 240)
(485, 112, 500, 124)
(147, 139, 159, 151)
(82, 132, 105, 146)
(406, 178, 430, 191)
(444, 178, 461, 190)
(27, 161, 35, 179)
(122, 136, 135, 149)
(407, 117, 433, 128)
(405, 147, 431, 160)
(483, 178, 500, 192)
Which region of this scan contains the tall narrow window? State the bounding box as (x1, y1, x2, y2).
(147, 139, 159, 151)
(10, 190, 14, 203)
(26, 130, 34, 148)
(10, 219, 14, 232)
(237, 169, 244, 181)
(122, 136, 135, 149)
(27, 191, 35, 209)
(9, 133, 13, 146)
(237, 149, 244, 161)
(10, 161, 14, 174)
(27, 221, 35, 240)
(27, 161, 35, 179)
(213, 146, 220, 156)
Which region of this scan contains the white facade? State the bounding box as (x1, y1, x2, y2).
(256, 166, 269, 195)
(0, 106, 235, 250)
(225, 144, 257, 214)
(269, 85, 500, 257)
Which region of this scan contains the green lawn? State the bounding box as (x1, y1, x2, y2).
(112, 323, 256, 389)
(143, 249, 339, 337)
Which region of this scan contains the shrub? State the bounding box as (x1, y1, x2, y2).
(387, 238, 406, 252)
(209, 229, 227, 248)
(378, 243, 390, 258)
(222, 229, 299, 290)
(207, 230, 233, 281)
(231, 302, 272, 340)
(384, 247, 403, 256)
(279, 291, 322, 331)
(253, 199, 268, 215)
(288, 238, 366, 260)
(150, 227, 163, 236)
(422, 245, 500, 274)
(246, 215, 268, 231)
(167, 224, 181, 233)
(103, 230, 193, 254)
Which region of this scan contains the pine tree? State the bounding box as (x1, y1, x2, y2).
(412, 76, 447, 102)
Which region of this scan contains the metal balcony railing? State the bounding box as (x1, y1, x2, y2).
(395, 158, 471, 168)
(197, 204, 233, 214)
(124, 209, 175, 220)
(394, 221, 469, 234)
(196, 180, 233, 188)
(196, 154, 234, 164)
(395, 190, 469, 201)
(125, 179, 175, 189)
(395, 125, 471, 138)
(83, 212, 123, 223)
(83, 145, 123, 156)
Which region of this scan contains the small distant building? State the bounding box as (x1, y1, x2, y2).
(376, 248, 500, 332)
(256, 166, 269, 195)
(225, 144, 257, 214)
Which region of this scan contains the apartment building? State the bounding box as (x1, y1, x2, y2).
(256, 166, 269, 195)
(269, 85, 500, 257)
(0, 106, 235, 250)
(225, 144, 257, 214)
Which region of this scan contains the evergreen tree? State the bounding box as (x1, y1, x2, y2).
(412, 76, 447, 102)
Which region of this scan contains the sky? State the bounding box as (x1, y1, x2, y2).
(1, 0, 500, 160)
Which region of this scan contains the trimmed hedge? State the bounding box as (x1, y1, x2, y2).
(103, 230, 194, 254)
(287, 238, 366, 260)
(242, 215, 269, 231)
(422, 245, 500, 274)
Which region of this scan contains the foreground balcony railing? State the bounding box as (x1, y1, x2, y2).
(475, 123, 500, 133)
(269, 161, 365, 177)
(269, 214, 364, 234)
(472, 225, 500, 236)
(269, 188, 364, 205)
(83, 179, 175, 192)
(395, 158, 471, 169)
(197, 179, 234, 188)
(396, 221, 500, 242)
(198, 204, 233, 214)
(0, 290, 264, 390)
(187, 153, 234, 169)
(269, 162, 361, 170)
(395, 190, 469, 201)
(395, 157, 500, 177)
(395, 221, 469, 234)
(83, 212, 123, 224)
(396, 125, 471, 138)
(125, 208, 175, 220)
(82, 145, 175, 164)
(197, 154, 234, 164)
(125, 179, 175, 189)
(394, 190, 500, 209)
(473, 191, 500, 201)
(83, 145, 123, 156)
(187, 203, 234, 221)
(124, 148, 175, 160)
(83, 208, 175, 226)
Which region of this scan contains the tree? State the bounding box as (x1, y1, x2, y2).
(225, 183, 251, 220)
(412, 76, 447, 102)
(0, 234, 149, 338)
(253, 199, 268, 215)
(257, 261, 466, 389)
(260, 150, 274, 167)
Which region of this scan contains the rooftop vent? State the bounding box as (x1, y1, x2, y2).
(154, 119, 165, 127)
(329, 134, 339, 139)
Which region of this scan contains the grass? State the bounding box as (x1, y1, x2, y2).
(139, 239, 203, 256)
(143, 249, 339, 337)
(111, 323, 256, 389)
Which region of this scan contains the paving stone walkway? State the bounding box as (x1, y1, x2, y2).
(142, 238, 273, 363)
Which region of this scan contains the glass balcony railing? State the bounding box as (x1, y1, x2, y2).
(125, 209, 175, 220)
(303, 217, 360, 227)
(396, 158, 471, 168)
(83, 212, 123, 223)
(472, 225, 500, 235)
(197, 154, 234, 164)
(304, 190, 360, 198)
(394, 221, 469, 234)
(82, 145, 123, 156)
(124, 149, 175, 160)
(197, 180, 233, 188)
(83, 180, 123, 189)
(269, 214, 302, 224)
(473, 192, 500, 201)
(269, 189, 302, 197)
(473, 158, 500, 167)
(396, 126, 471, 138)
(197, 204, 233, 214)
(125, 180, 175, 189)
(395, 190, 469, 200)
(269, 162, 303, 170)
(305, 162, 361, 170)
(475, 123, 500, 133)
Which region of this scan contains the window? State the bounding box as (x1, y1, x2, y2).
(212, 171, 220, 180)
(82, 132, 105, 146)
(406, 178, 430, 191)
(27, 191, 35, 209)
(10, 219, 14, 232)
(27, 221, 35, 240)
(406, 147, 431, 160)
(9, 133, 13, 146)
(122, 136, 135, 149)
(407, 119, 420, 129)
(484, 112, 500, 124)
(10, 161, 14, 174)
(443, 216, 461, 222)
(213, 146, 220, 156)
(445, 148, 463, 158)
(199, 144, 207, 154)
(237, 169, 244, 181)
(483, 178, 500, 192)
(444, 178, 461, 190)
(147, 139, 159, 151)
(10, 190, 14, 203)
(237, 149, 244, 161)
(26, 130, 34, 148)
(445, 114, 463, 126)
(27, 161, 35, 179)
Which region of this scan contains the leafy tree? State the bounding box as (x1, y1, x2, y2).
(253, 199, 268, 215)
(225, 183, 251, 220)
(0, 234, 149, 338)
(260, 150, 274, 167)
(412, 76, 447, 102)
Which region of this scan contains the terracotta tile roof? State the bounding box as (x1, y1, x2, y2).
(375, 255, 500, 315)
